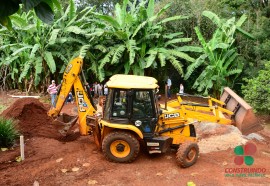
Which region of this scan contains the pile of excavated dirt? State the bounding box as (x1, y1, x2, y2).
(0, 98, 72, 141)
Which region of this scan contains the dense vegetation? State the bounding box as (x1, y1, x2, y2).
(0, 0, 269, 113)
(0, 117, 19, 147)
(242, 61, 270, 114)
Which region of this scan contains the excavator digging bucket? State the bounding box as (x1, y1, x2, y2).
(52, 113, 79, 136)
(220, 87, 262, 134)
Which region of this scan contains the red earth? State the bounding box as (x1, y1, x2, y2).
(0, 93, 270, 186)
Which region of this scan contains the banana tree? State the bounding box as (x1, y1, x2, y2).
(184, 11, 253, 98)
(87, 0, 201, 81)
(0, 0, 61, 29)
(0, 0, 96, 92)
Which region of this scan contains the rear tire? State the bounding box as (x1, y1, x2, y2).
(176, 141, 199, 168)
(102, 131, 140, 163)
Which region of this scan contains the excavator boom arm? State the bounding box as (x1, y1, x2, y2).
(47, 57, 97, 135)
(48, 57, 84, 117)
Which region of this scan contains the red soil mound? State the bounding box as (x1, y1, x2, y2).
(1, 98, 60, 139)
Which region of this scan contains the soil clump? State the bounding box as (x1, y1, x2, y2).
(1, 98, 60, 140)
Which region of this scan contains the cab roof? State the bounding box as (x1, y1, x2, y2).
(106, 74, 159, 89)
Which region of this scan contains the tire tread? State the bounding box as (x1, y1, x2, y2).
(102, 131, 140, 163)
(176, 141, 199, 168)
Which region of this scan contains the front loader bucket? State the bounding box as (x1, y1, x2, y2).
(52, 113, 78, 136)
(220, 87, 262, 134)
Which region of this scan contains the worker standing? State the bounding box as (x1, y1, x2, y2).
(179, 83, 184, 94)
(104, 83, 108, 96)
(47, 80, 58, 108)
(167, 77, 172, 99)
(98, 83, 103, 96)
(94, 82, 98, 97)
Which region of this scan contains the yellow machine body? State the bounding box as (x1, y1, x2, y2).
(47, 57, 260, 166)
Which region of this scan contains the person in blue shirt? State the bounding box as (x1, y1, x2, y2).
(66, 92, 74, 104)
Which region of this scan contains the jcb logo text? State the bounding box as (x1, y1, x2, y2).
(164, 113, 180, 119)
(76, 91, 86, 112)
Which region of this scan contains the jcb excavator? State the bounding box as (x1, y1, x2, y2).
(48, 57, 260, 168)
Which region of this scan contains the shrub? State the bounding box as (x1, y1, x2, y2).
(0, 117, 20, 147)
(242, 61, 270, 114)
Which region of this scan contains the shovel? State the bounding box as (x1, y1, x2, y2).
(220, 87, 263, 134)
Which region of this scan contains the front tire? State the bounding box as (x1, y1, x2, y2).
(176, 141, 199, 168)
(102, 131, 140, 163)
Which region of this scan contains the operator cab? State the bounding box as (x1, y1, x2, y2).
(104, 75, 160, 136)
(103, 88, 159, 136)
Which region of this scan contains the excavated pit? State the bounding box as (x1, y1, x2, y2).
(1, 98, 79, 142)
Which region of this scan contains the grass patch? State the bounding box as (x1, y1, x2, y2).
(0, 117, 20, 148)
(0, 104, 7, 114)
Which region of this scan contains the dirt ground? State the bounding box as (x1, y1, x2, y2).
(0, 93, 270, 186)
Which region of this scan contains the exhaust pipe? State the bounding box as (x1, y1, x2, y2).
(220, 87, 263, 134)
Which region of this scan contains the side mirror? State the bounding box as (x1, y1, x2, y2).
(159, 109, 163, 115)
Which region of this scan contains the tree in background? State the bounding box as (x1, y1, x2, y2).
(0, 0, 96, 93)
(85, 0, 201, 81)
(219, 0, 270, 94)
(242, 61, 270, 114)
(0, 0, 62, 29)
(184, 11, 253, 98)
(156, 0, 269, 98)
(155, 0, 232, 93)
(156, 0, 223, 40)
(76, 0, 122, 14)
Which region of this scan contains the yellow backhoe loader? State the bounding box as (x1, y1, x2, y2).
(48, 57, 261, 168)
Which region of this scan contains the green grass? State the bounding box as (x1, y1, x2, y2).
(0, 104, 7, 114)
(0, 117, 20, 148)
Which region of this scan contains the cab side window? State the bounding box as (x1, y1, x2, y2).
(133, 91, 153, 118)
(112, 90, 127, 118)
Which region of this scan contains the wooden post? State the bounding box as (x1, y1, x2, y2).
(20, 135, 25, 161)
